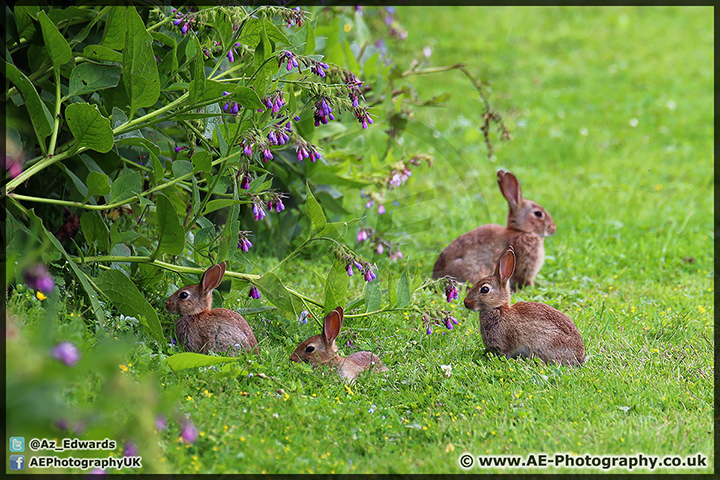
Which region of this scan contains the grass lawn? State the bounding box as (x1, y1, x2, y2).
(8, 6, 713, 474)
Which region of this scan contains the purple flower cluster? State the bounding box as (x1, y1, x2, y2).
(267, 122, 291, 146)
(172, 8, 196, 35)
(263, 91, 286, 117)
(25, 263, 55, 293)
(249, 286, 262, 299)
(266, 196, 286, 213)
(180, 419, 198, 443)
(313, 97, 335, 126)
(282, 7, 307, 28)
(355, 107, 374, 129)
(51, 342, 80, 367)
(240, 171, 252, 190)
(222, 91, 241, 116)
(343, 71, 364, 108)
(355, 225, 403, 262)
(278, 50, 329, 78)
(227, 42, 242, 62)
(299, 310, 310, 324)
(252, 201, 266, 221)
(423, 310, 459, 335)
(445, 284, 459, 303)
(388, 168, 412, 188)
(123, 442, 139, 457)
(238, 235, 253, 252)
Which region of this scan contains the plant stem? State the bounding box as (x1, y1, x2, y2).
(113, 92, 190, 137)
(71, 255, 262, 280)
(47, 69, 62, 157)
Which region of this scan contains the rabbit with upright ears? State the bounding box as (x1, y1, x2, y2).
(166, 262, 259, 355)
(290, 306, 388, 382)
(433, 169, 556, 290)
(464, 246, 585, 366)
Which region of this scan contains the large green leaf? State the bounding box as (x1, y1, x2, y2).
(94, 268, 164, 343)
(305, 183, 326, 237)
(395, 268, 411, 308)
(216, 177, 240, 263)
(110, 169, 142, 204)
(5, 62, 53, 142)
(37, 10, 72, 68)
(26, 209, 106, 326)
(364, 278, 382, 313)
(82, 44, 123, 63)
(240, 17, 289, 46)
(154, 193, 185, 256)
(66, 63, 122, 98)
(202, 199, 247, 217)
(80, 211, 109, 253)
(165, 352, 241, 371)
(324, 258, 349, 316)
(123, 7, 160, 117)
(188, 37, 206, 104)
(255, 272, 301, 315)
(65, 103, 114, 153)
(101, 6, 127, 50)
(191, 151, 211, 173)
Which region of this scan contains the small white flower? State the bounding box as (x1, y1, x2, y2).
(423, 46, 432, 58)
(440, 364, 452, 377)
(580, 127, 589, 136)
(629, 118, 639, 127)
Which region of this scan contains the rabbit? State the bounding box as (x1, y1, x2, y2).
(433, 169, 556, 290)
(166, 262, 259, 355)
(464, 246, 585, 366)
(290, 306, 388, 382)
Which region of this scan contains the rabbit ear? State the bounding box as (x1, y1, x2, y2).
(498, 170, 523, 209)
(323, 307, 344, 344)
(200, 262, 226, 295)
(496, 247, 516, 284)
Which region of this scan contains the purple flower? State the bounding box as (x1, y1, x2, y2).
(275, 199, 285, 212)
(446, 320, 454, 330)
(243, 143, 252, 157)
(299, 310, 309, 324)
(426, 326, 433, 335)
(155, 414, 168, 431)
(376, 244, 384, 255)
(354, 261, 363, 271)
(89, 468, 106, 475)
(294, 116, 301, 121)
(240, 174, 251, 190)
(123, 442, 139, 457)
(24, 263, 55, 293)
(222, 91, 231, 96)
(52, 342, 81, 367)
(378, 204, 386, 215)
(227, 49, 235, 62)
(252, 203, 266, 221)
(230, 103, 240, 115)
(450, 316, 459, 325)
(174, 146, 186, 153)
(6, 158, 23, 178)
(180, 420, 198, 443)
(357, 230, 368, 242)
(181, 23, 190, 35)
(364, 269, 376, 282)
(249, 286, 262, 299)
(263, 148, 273, 161)
(347, 264, 353, 277)
(238, 238, 252, 252)
(173, 18, 183, 26)
(365, 200, 374, 209)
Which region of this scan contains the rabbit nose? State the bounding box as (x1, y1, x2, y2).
(464, 297, 474, 310)
(289, 352, 300, 363)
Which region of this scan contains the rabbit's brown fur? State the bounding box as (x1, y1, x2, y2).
(464, 246, 584, 366)
(290, 307, 388, 382)
(166, 262, 258, 355)
(433, 170, 555, 290)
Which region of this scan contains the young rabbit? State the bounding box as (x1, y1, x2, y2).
(433, 169, 556, 290)
(290, 307, 388, 382)
(166, 262, 259, 355)
(464, 246, 585, 366)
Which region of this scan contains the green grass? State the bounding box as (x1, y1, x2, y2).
(8, 6, 713, 474)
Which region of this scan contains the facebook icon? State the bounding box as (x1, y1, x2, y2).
(9, 455, 25, 470)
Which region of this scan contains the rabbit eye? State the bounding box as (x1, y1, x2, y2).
(305, 346, 315, 353)
(533, 210, 543, 218)
(179, 291, 189, 300)
(480, 286, 490, 294)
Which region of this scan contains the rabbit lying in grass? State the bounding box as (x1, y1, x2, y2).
(166, 262, 258, 355)
(434, 170, 556, 290)
(290, 306, 388, 382)
(464, 246, 585, 366)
